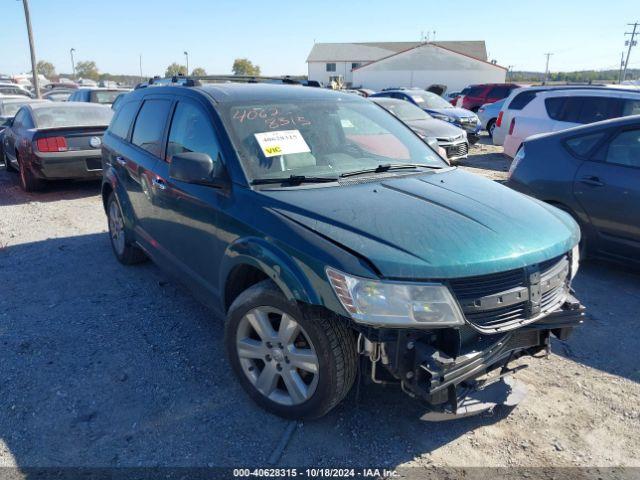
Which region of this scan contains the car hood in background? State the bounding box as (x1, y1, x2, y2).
(264, 169, 578, 279)
(405, 118, 466, 139)
(425, 107, 477, 121)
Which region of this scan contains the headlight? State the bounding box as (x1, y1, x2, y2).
(326, 268, 465, 328)
(571, 244, 580, 280)
(508, 145, 525, 178)
(432, 113, 452, 122)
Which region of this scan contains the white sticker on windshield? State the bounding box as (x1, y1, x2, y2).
(412, 96, 424, 102)
(340, 119, 354, 128)
(254, 130, 311, 158)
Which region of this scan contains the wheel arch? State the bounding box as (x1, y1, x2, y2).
(220, 237, 323, 313)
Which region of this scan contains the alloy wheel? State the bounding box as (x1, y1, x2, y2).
(236, 307, 319, 406)
(108, 200, 126, 256)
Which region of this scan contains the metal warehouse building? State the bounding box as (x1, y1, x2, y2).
(306, 41, 507, 92)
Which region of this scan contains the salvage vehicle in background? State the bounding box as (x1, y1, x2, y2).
(42, 88, 76, 102)
(507, 115, 640, 265)
(477, 98, 505, 137)
(101, 78, 584, 420)
(503, 87, 640, 157)
(371, 88, 481, 143)
(0, 82, 34, 98)
(3, 103, 113, 191)
(371, 96, 469, 162)
(0, 96, 48, 165)
(455, 83, 521, 112)
(68, 87, 130, 107)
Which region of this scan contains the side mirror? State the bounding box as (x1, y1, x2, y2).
(1, 117, 13, 128)
(169, 152, 228, 188)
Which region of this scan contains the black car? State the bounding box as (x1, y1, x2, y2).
(3, 103, 113, 191)
(101, 80, 583, 420)
(507, 115, 640, 265)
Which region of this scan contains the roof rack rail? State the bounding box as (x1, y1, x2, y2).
(135, 74, 308, 90)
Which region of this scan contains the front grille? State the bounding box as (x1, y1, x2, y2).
(444, 142, 468, 159)
(448, 255, 569, 332)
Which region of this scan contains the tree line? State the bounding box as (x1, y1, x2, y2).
(33, 58, 262, 85)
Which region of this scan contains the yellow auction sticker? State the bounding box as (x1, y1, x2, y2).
(254, 130, 311, 158)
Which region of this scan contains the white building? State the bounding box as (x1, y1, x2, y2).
(306, 41, 506, 92)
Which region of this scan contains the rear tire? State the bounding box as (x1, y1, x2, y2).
(18, 155, 43, 192)
(225, 280, 357, 419)
(107, 192, 147, 265)
(487, 119, 496, 138)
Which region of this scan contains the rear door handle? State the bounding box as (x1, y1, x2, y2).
(579, 176, 605, 187)
(115, 156, 126, 167)
(152, 178, 167, 190)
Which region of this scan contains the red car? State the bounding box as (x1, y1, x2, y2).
(454, 83, 520, 112)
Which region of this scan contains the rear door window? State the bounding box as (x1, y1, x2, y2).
(466, 86, 485, 97)
(131, 99, 172, 157)
(622, 99, 640, 116)
(109, 101, 139, 139)
(545, 97, 566, 120)
(487, 86, 511, 99)
(577, 97, 622, 123)
(606, 129, 640, 168)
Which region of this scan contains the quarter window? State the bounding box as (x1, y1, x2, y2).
(606, 129, 640, 168)
(109, 101, 139, 139)
(167, 102, 220, 164)
(326, 63, 336, 72)
(131, 99, 172, 157)
(351, 63, 361, 70)
(565, 132, 606, 157)
(508, 91, 536, 110)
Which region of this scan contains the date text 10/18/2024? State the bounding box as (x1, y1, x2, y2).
(232, 468, 399, 478)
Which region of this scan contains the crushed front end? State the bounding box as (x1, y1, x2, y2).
(328, 249, 585, 419)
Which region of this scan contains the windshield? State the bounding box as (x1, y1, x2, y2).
(408, 91, 453, 109)
(375, 100, 431, 122)
(33, 106, 113, 128)
(90, 90, 123, 105)
(220, 99, 445, 182)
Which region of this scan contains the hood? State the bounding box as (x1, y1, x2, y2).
(405, 118, 465, 140)
(263, 169, 579, 279)
(425, 107, 477, 121)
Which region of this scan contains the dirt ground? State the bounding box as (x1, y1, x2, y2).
(0, 138, 639, 475)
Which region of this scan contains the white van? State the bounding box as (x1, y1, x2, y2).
(501, 87, 640, 157)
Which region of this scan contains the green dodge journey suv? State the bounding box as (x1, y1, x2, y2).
(101, 78, 585, 420)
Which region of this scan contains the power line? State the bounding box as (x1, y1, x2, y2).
(622, 22, 639, 82)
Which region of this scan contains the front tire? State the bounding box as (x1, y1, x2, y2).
(107, 192, 147, 265)
(225, 280, 357, 419)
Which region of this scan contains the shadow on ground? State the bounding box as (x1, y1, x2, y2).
(0, 165, 100, 207)
(0, 233, 638, 470)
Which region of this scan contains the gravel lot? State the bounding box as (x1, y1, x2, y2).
(0, 138, 639, 474)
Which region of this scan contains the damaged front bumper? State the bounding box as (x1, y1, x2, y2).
(362, 295, 585, 419)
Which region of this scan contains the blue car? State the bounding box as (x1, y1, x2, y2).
(371, 88, 481, 143)
(477, 98, 505, 138)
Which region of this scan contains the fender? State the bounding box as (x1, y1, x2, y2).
(101, 165, 136, 232)
(219, 236, 323, 308)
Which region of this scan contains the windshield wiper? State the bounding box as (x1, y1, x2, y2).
(251, 175, 339, 186)
(339, 163, 442, 178)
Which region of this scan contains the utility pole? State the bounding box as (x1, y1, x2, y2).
(21, 0, 40, 98)
(543, 52, 553, 84)
(70, 48, 76, 80)
(507, 65, 514, 82)
(618, 52, 625, 83)
(184, 51, 189, 75)
(139, 54, 143, 81)
(622, 22, 639, 82)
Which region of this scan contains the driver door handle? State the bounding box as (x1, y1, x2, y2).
(152, 178, 167, 190)
(579, 176, 605, 187)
